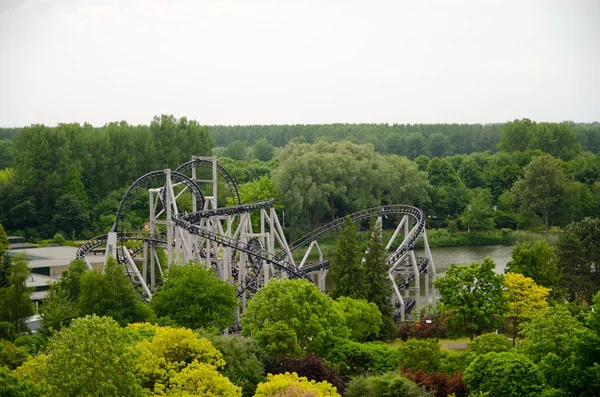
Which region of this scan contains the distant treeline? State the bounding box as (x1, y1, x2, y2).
(209, 122, 600, 158)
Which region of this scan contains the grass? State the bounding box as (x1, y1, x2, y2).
(386, 336, 471, 350)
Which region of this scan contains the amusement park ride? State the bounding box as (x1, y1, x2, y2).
(76, 156, 436, 322)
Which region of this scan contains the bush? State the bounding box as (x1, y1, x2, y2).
(0, 321, 16, 341)
(0, 340, 29, 369)
(333, 297, 382, 342)
(399, 319, 448, 341)
(463, 352, 545, 397)
(52, 233, 66, 246)
(202, 334, 265, 397)
(254, 372, 341, 397)
(467, 333, 512, 355)
(265, 354, 346, 395)
(13, 334, 48, 355)
(403, 369, 466, 397)
(346, 372, 433, 397)
(323, 338, 401, 378)
(397, 339, 442, 373)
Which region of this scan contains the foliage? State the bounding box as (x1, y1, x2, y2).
(223, 140, 249, 160)
(503, 273, 550, 345)
(0, 321, 16, 341)
(459, 188, 495, 233)
(242, 279, 348, 356)
(402, 369, 467, 397)
(202, 333, 266, 397)
(505, 240, 563, 302)
(0, 256, 34, 333)
(467, 333, 512, 356)
(463, 352, 546, 397)
(254, 372, 341, 397)
(128, 323, 225, 391)
(0, 223, 8, 252)
(333, 296, 382, 342)
(43, 315, 144, 397)
(0, 366, 44, 397)
(556, 217, 600, 305)
(329, 216, 365, 300)
(265, 354, 346, 395)
(519, 305, 585, 389)
(252, 138, 275, 161)
(345, 372, 434, 397)
(364, 217, 395, 338)
(151, 262, 237, 330)
(433, 258, 506, 340)
(511, 155, 568, 233)
(397, 338, 443, 373)
(13, 334, 48, 355)
(78, 256, 155, 326)
(39, 259, 88, 335)
(255, 321, 304, 359)
(398, 318, 447, 341)
(161, 360, 242, 397)
(0, 339, 29, 370)
(322, 338, 401, 377)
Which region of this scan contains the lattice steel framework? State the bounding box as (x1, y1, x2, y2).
(76, 156, 436, 321)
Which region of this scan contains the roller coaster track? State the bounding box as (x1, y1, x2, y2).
(174, 211, 310, 280)
(175, 158, 242, 206)
(111, 170, 205, 233)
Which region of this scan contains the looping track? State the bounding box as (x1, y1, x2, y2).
(78, 159, 433, 319)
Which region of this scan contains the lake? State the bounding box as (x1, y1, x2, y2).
(415, 244, 514, 276)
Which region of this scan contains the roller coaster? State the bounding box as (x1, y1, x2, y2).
(76, 156, 437, 322)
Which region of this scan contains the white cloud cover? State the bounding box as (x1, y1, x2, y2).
(0, 0, 598, 126)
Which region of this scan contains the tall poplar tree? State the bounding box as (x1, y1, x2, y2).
(364, 217, 394, 339)
(329, 217, 365, 300)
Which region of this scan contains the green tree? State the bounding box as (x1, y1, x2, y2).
(505, 240, 563, 302)
(43, 315, 144, 397)
(463, 351, 546, 397)
(346, 371, 432, 397)
(0, 257, 34, 333)
(363, 217, 394, 338)
(459, 188, 495, 233)
(241, 279, 348, 356)
(397, 338, 442, 373)
(434, 258, 506, 340)
(519, 305, 586, 389)
(151, 263, 236, 330)
(201, 333, 265, 397)
(511, 155, 568, 234)
(78, 256, 155, 326)
(556, 217, 600, 305)
(329, 217, 365, 300)
(0, 366, 44, 397)
(333, 296, 382, 342)
(498, 119, 535, 153)
(458, 156, 485, 189)
(252, 138, 275, 161)
(0, 223, 8, 252)
(503, 273, 550, 346)
(254, 372, 341, 397)
(39, 287, 79, 336)
(52, 193, 90, 238)
(467, 333, 512, 355)
(223, 140, 249, 160)
(163, 360, 242, 397)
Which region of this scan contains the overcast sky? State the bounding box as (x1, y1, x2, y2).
(0, 0, 598, 127)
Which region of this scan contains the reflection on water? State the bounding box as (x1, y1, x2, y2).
(416, 245, 514, 276)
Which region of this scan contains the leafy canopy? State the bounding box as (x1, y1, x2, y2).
(151, 262, 237, 330)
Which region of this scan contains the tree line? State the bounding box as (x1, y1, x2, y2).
(0, 117, 599, 242)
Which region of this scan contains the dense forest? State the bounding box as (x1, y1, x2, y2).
(0, 117, 598, 240)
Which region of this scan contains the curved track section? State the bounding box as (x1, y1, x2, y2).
(175, 158, 241, 206)
(174, 211, 310, 280)
(75, 232, 167, 260)
(284, 205, 425, 258)
(111, 170, 204, 233)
